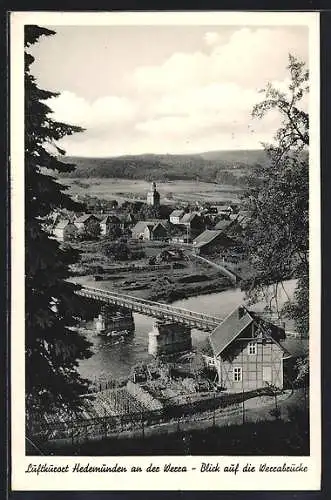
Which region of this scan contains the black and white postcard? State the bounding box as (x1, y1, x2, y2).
(10, 11, 320, 491)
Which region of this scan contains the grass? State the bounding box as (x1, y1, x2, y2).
(70, 237, 234, 303)
(63, 178, 242, 205)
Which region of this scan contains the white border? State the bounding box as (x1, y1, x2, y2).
(10, 11, 321, 491)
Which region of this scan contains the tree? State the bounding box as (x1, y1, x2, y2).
(103, 240, 130, 261)
(106, 224, 123, 240)
(137, 203, 160, 220)
(25, 26, 92, 417)
(242, 55, 309, 336)
(76, 222, 101, 241)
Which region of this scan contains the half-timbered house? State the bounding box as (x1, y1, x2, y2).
(204, 305, 290, 392)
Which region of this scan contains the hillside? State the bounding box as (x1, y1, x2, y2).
(199, 149, 267, 163)
(60, 150, 268, 184)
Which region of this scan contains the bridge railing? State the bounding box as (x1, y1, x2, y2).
(76, 285, 223, 327)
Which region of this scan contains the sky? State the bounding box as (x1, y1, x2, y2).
(29, 25, 309, 157)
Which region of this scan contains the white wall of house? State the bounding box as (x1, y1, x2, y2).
(53, 228, 65, 240)
(100, 223, 109, 236)
(54, 224, 77, 241)
(143, 227, 152, 240)
(170, 216, 182, 224)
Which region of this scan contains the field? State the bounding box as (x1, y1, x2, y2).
(62, 177, 243, 205)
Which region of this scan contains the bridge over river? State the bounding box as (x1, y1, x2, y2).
(76, 285, 224, 332)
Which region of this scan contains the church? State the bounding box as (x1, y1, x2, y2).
(146, 182, 160, 207)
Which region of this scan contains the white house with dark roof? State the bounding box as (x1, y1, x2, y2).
(53, 220, 78, 241)
(100, 214, 121, 236)
(179, 212, 201, 227)
(131, 221, 168, 241)
(74, 214, 100, 232)
(204, 305, 290, 392)
(169, 209, 184, 225)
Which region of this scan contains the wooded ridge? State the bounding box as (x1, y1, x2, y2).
(59, 150, 268, 183)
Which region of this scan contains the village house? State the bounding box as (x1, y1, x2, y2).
(214, 220, 233, 232)
(53, 220, 78, 242)
(131, 221, 168, 241)
(179, 212, 204, 232)
(202, 306, 289, 392)
(99, 214, 121, 236)
(214, 218, 243, 237)
(192, 229, 235, 256)
(118, 213, 135, 230)
(169, 209, 185, 225)
(74, 214, 100, 232)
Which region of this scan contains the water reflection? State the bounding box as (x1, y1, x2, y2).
(78, 280, 296, 381)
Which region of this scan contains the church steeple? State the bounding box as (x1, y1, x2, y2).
(147, 181, 160, 207)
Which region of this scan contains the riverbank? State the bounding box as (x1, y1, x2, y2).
(71, 238, 238, 303)
(77, 280, 297, 382)
(73, 270, 234, 304)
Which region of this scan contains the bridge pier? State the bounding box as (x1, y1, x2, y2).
(95, 304, 135, 334)
(148, 321, 192, 356)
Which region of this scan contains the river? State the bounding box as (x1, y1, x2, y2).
(78, 280, 297, 382)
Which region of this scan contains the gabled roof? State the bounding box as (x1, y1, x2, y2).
(193, 229, 234, 248)
(118, 213, 134, 222)
(170, 209, 184, 218)
(75, 214, 98, 223)
(54, 219, 72, 230)
(144, 219, 168, 225)
(133, 220, 168, 233)
(209, 306, 288, 358)
(100, 215, 121, 224)
(132, 221, 150, 233)
(151, 221, 168, 233)
(180, 212, 199, 223)
(209, 306, 254, 357)
(214, 220, 232, 231)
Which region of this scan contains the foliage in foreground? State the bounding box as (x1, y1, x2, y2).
(25, 26, 92, 415)
(242, 55, 309, 337)
(38, 406, 309, 456)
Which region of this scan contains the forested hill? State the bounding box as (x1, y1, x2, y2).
(60, 150, 268, 184)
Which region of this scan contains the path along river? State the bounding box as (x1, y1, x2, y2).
(78, 280, 297, 382)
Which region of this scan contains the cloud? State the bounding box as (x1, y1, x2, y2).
(131, 27, 308, 94)
(44, 26, 308, 156)
(47, 91, 138, 129)
(204, 31, 221, 46)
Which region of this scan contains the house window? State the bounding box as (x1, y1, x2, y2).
(248, 342, 257, 355)
(233, 367, 242, 382)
